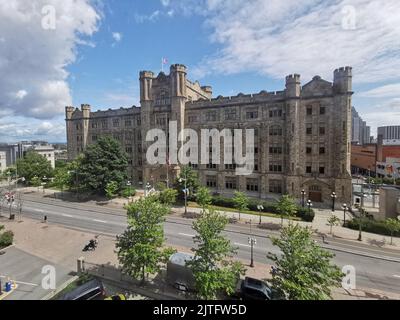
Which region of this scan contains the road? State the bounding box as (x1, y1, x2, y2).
(3, 193, 400, 296)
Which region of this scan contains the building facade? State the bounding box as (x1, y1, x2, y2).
(378, 125, 400, 141)
(66, 64, 353, 205)
(352, 107, 371, 145)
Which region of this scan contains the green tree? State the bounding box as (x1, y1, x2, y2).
(384, 218, 400, 245)
(196, 186, 212, 213)
(17, 151, 52, 185)
(276, 195, 298, 226)
(188, 209, 246, 299)
(267, 224, 343, 300)
(116, 196, 175, 283)
(327, 215, 341, 236)
(105, 181, 119, 199)
(76, 137, 128, 195)
(233, 191, 249, 221)
(158, 188, 178, 206)
(30, 176, 42, 187)
(175, 166, 200, 200)
(52, 166, 71, 192)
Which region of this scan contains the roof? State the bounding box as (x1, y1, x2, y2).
(169, 252, 194, 267)
(61, 279, 103, 300)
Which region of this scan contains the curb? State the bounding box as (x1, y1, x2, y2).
(41, 276, 79, 300)
(0, 244, 15, 252)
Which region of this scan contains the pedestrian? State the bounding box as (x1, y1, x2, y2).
(43, 215, 47, 223)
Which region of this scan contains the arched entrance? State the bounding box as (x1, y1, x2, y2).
(309, 185, 322, 203)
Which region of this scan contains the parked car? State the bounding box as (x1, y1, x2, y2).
(166, 252, 196, 292)
(60, 279, 106, 300)
(233, 277, 284, 301)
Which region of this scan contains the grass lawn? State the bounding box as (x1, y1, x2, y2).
(187, 202, 301, 221)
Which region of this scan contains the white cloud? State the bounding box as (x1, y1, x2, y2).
(179, 0, 400, 84)
(359, 84, 400, 98)
(112, 32, 122, 42)
(134, 10, 161, 23)
(0, 0, 101, 120)
(160, 0, 170, 7)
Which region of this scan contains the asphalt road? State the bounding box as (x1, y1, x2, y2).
(4, 193, 400, 295)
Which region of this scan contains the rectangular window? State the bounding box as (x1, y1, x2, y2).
(320, 106, 326, 115)
(188, 115, 198, 124)
(269, 127, 283, 136)
(101, 120, 108, 129)
(246, 110, 258, 119)
(269, 109, 283, 118)
(126, 147, 133, 153)
(269, 146, 283, 154)
(306, 166, 312, 174)
(125, 119, 132, 127)
(306, 146, 312, 154)
(113, 119, 120, 127)
(319, 147, 326, 155)
(269, 180, 282, 194)
(319, 167, 325, 174)
(206, 163, 217, 169)
(319, 126, 326, 135)
(306, 124, 313, 135)
(225, 178, 237, 190)
(269, 164, 282, 172)
(307, 106, 313, 116)
(206, 111, 217, 122)
(92, 135, 98, 142)
(225, 109, 237, 120)
(206, 176, 217, 188)
(246, 179, 259, 192)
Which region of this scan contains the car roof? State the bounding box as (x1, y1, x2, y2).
(243, 277, 272, 294)
(61, 279, 103, 300)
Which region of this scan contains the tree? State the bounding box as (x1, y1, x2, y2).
(52, 166, 71, 192)
(327, 215, 341, 236)
(267, 224, 343, 300)
(384, 218, 400, 245)
(158, 188, 178, 206)
(188, 209, 246, 299)
(233, 191, 249, 221)
(76, 137, 128, 195)
(175, 166, 200, 200)
(276, 195, 298, 226)
(105, 181, 119, 199)
(116, 196, 175, 283)
(196, 186, 212, 213)
(30, 176, 42, 187)
(17, 151, 52, 184)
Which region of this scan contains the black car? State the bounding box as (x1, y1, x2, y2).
(60, 279, 106, 300)
(238, 277, 284, 301)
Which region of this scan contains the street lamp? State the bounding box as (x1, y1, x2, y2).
(248, 237, 256, 268)
(257, 205, 264, 225)
(331, 192, 337, 212)
(357, 210, 365, 242)
(307, 199, 313, 213)
(301, 190, 306, 208)
(342, 204, 348, 226)
(179, 169, 188, 215)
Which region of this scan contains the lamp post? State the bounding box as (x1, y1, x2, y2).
(301, 190, 306, 208)
(257, 205, 264, 225)
(358, 210, 364, 242)
(342, 204, 348, 226)
(331, 192, 337, 212)
(248, 220, 256, 268)
(179, 169, 188, 215)
(307, 199, 313, 213)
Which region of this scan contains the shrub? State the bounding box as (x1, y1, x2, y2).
(158, 188, 178, 206)
(0, 230, 14, 248)
(121, 187, 136, 198)
(345, 219, 400, 237)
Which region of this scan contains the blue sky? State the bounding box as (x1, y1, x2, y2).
(1, 0, 400, 142)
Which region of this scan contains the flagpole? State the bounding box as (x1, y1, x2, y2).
(166, 118, 169, 189)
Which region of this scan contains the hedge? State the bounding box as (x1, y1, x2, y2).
(210, 196, 315, 222)
(345, 219, 400, 237)
(0, 230, 14, 249)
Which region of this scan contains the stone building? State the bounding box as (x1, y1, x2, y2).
(66, 64, 353, 206)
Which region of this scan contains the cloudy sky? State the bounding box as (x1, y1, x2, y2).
(0, 0, 400, 142)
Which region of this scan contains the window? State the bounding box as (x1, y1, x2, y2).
(113, 119, 120, 127)
(91, 122, 98, 129)
(306, 166, 312, 174)
(254, 147, 259, 154)
(206, 163, 217, 169)
(246, 179, 259, 192)
(125, 119, 132, 127)
(319, 126, 326, 135)
(307, 106, 313, 115)
(101, 120, 108, 129)
(269, 163, 282, 172)
(306, 124, 313, 135)
(206, 111, 217, 122)
(246, 110, 258, 119)
(126, 147, 133, 153)
(206, 176, 217, 188)
(92, 135, 98, 142)
(269, 180, 282, 194)
(319, 147, 326, 155)
(269, 108, 283, 118)
(269, 146, 282, 154)
(306, 146, 312, 154)
(319, 166, 325, 174)
(320, 106, 326, 115)
(269, 126, 282, 136)
(136, 118, 141, 126)
(188, 115, 198, 124)
(225, 109, 237, 120)
(225, 178, 237, 190)
(225, 164, 237, 170)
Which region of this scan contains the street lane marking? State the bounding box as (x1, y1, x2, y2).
(93, 219, 108, 224)
(34, 209, 44, 213)
(179, 233, 195, 238)
(234, 242, 251, 248)
(62, 214, 73, 218)
(393, 275, 400, 278)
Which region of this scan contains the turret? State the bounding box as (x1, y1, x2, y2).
(65, 106, 74, 120)
(201, 86, 213, 99)
(139, 71, 154, 102)
(81, 104, 91, 118)
(170, 64, 187, 98)
(285, 74, 301, 98)
(333, 66, 352, 94)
